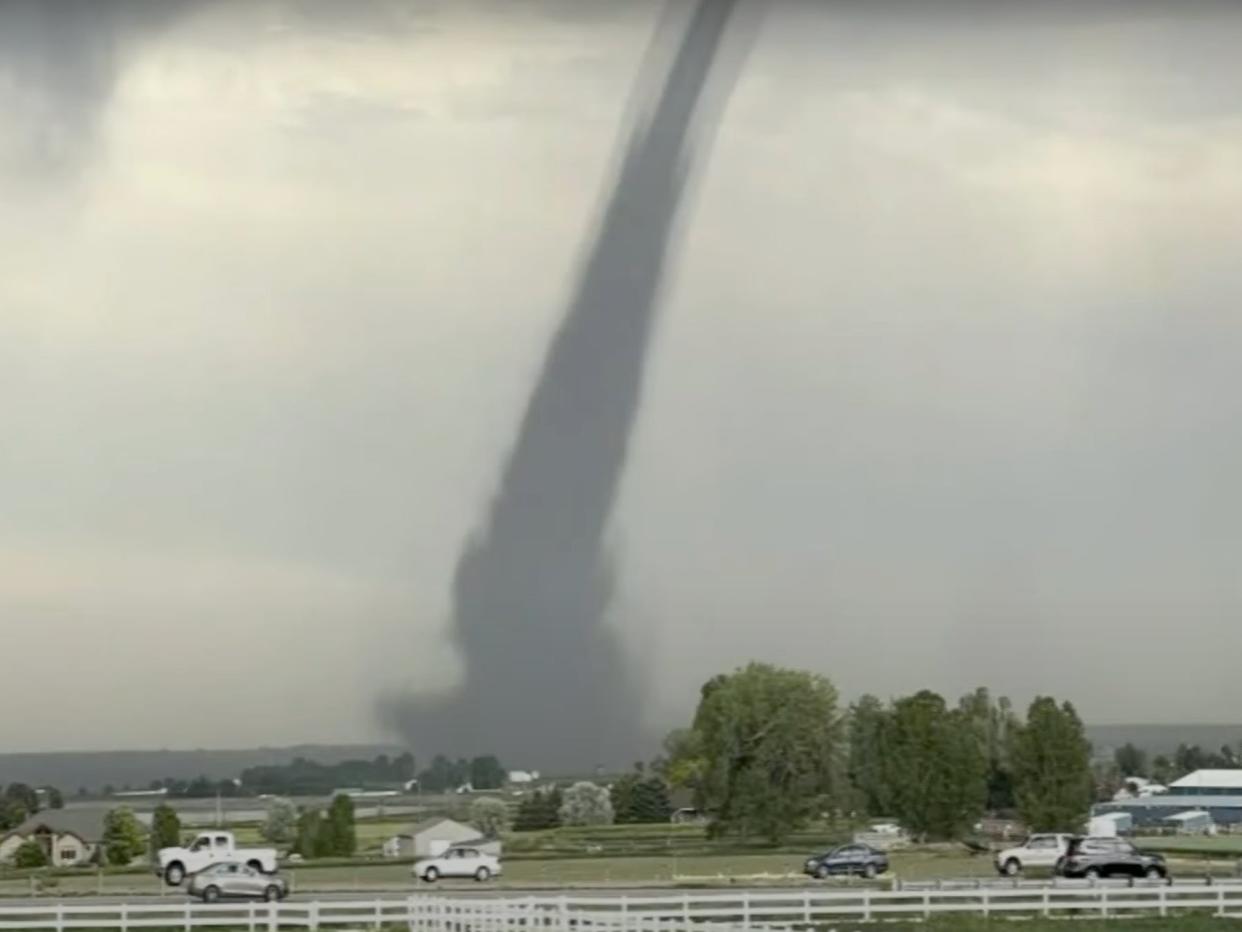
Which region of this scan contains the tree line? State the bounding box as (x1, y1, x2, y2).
(659, 664, 1095, 843)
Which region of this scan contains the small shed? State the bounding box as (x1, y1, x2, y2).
(383, 817, 502, 859)
(1164, 810, 1214, 835)
(1088, 812, 1133, 837)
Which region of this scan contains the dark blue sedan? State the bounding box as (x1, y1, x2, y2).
(804, 844, 889, 879)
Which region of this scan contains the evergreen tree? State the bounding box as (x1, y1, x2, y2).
(325, 794, 357, 857)
(1114, 743, 1148, 778)
(261, 798, 299, 845)
(513, 788, 562, 831)
(14, 840, 48, 869)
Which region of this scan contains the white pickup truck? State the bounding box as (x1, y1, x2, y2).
(158, 832, 279, 886)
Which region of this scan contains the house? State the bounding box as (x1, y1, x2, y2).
(381, 817, 502, 859)
(0, 810, 107, 867)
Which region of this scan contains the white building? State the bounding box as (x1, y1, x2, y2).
(382, 817, 502, 859)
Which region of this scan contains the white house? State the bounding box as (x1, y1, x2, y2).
(0, 810, 107, 867)
(382, 817, 502, 859)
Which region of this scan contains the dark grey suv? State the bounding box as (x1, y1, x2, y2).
(1055, 836, 1168, 880)
(804, 844, 889, 879)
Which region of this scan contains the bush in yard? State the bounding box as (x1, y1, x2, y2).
(260, 797, 299, 845)
(470, 797, 512, 837)
(558, 782, 614, 827)
(14, 839, 48, 869)
(102, 807, 147, 866)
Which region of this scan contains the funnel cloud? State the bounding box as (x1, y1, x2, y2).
(382, 0, 753, 767)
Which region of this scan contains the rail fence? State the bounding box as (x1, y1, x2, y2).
(2, 884, 1242, 932)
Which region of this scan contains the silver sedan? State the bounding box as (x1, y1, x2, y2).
(187, 862, 287, 902)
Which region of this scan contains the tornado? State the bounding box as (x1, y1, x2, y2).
(383, 0, 753, 769)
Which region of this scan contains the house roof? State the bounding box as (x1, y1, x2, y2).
(3, 809, 107, 843)
(1170, 769, 1242, 790)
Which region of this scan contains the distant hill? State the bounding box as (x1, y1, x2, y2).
(0, 744, 403, 793)
(1087, 724, 1242, 758)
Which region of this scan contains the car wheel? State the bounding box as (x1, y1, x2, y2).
(863, 863, 878, 880)
(1145, 867, 1164, 881)
(1085, 867, 1101, 881)
(423, 867, 439, 883)
(475, 867, 491, 882)
(202, 886, 221, 904)
(264, 885, 282, 902)
(1003, 859, 1021, 877)
(815, 865, 830, 880)
(165, 863, 186, 886)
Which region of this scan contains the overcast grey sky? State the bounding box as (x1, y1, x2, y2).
(3, 1, 1241, 756)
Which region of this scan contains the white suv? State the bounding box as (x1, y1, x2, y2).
(995, 834, 1072, 876)
(413, 846, 502, 883)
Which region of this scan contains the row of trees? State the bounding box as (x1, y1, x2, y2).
(235, 752, 507, 796)
(659, 663, 1094, 843)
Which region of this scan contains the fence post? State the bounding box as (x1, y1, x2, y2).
(184, 900, 192, 932)
(741, 891, 750, 928)
(923, 891, 931, 920)
(682, 893, 690, 928)
(55, 903, 64, 932)
(248, 901, 256, 932)
(1159, 886, 1167, 918)
(863, 888, 871, 922)
(309, 900, 319, 932)
(803, 891, 811, 925)
(558, 895, 568, 932)
(267, 900, 277, 932)
(1042, 889, 1051, 918)
(1220, 887, 1227, 919)
(1100, 888, 1108, 919)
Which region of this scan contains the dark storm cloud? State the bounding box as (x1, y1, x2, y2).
(380, 0, 755, 768)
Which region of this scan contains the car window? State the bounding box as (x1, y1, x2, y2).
(191, 838, 210, 852)
(1028, 838, 1054, 850)
(461, 849, 478, 858)
(214, 836, 230, 848)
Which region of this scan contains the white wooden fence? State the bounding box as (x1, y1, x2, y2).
(2, 884, 1242, 932)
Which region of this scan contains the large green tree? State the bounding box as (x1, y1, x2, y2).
(102, 807, 147, 866)
(1011, 697, 1093, 832)
(957, 688, 1020, 811)
(693, 663, 842, 842)
(883, 691, 987, 841)
(847, 694, 893, 816)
